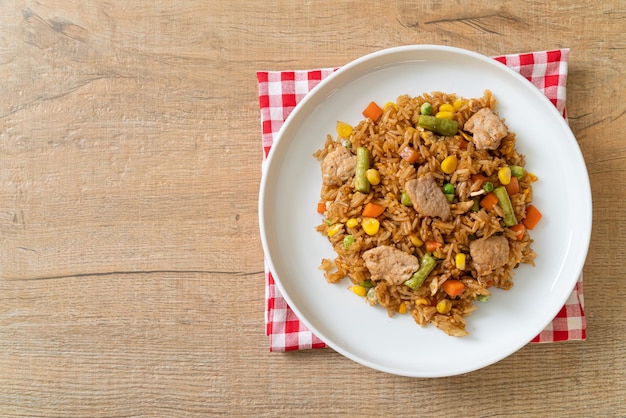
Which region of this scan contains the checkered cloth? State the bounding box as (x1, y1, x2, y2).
(257, 49, 586, 351)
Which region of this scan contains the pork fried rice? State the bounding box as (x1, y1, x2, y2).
(314, 90, 539, 337)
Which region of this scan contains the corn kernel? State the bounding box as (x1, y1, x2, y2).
(415, 297, 429, 306)
(409, 235, 423, 247)
(435, 111, 454, 120)
(455, 253, 466, 270)
(498, 166, 512, 185)
(438, 103, 455, 113)
(453, 98, 464, 111)
(436, 299, 453, 314)
(336, 121, 353, 139)
(362, 217, 380, 236)
(365, 168, 381, 186)
(398, 302, 408, 314)
(441, 155, 458, 174)
(327, 223, 342, 237)
(383, 101, 398, 111)
(346, 218, 359, 229)
(350, 285, 367, 297)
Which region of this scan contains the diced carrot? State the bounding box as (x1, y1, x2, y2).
(442, 280, 465, 297)
(317, 201, 326, 214)
(399, 146, 419, 164)
(425, 240, 442, 253)
(362, 101, 383, 122)
(471, 173, 487, 187)
(523, 204, 542, 230)
(362, 202, 385, 218)
(504, 176, 520, 195)
(459, 139, 468, 150)
(480, 192, 498, 210)
(486, 280, 493, 288)
(509, 223, 526, 240)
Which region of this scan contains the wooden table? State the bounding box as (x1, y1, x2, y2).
(1, 1, 624, 416)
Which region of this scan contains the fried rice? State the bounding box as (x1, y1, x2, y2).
(314, 90, 538, 337)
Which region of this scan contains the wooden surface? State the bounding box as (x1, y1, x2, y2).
(1, 1, 624, 416)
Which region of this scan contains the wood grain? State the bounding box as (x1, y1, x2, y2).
(1, 0, 625, 416)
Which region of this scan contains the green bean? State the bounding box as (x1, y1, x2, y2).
(493, 186, 518, 226)
(355, 147, 371, 193)
(404, 253, 437, 290)
(417, 115, 459, 136)
(471, 198, 481, 212)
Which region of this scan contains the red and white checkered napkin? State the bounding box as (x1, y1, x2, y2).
(257, 49, 586, 352)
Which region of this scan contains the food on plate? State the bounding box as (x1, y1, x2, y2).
(314, 90, 541, 337)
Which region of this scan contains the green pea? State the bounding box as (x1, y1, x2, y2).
(359, 279, 374, 288)
(343, 235, 355, 249)
(420, 102, 432, 116)
(510, 165, 524, 179)
(401, 191, 412, 206)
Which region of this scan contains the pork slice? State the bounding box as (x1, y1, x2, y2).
(469, 235, 510, 275)
(405, 175, 451, 221)
(463, 108, 508, 150)
(321, 145, 356, 186)
(362, 245, 420, 285)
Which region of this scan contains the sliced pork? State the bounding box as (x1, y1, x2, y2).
(469, 235, 510, 275)
(463, 108, 508, 150)
(321, 145, 356, 187)
(405, 175, 451, 221)
(362, 245, 420, 285)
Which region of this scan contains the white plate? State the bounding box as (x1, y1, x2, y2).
(259, 45, 592, 377)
